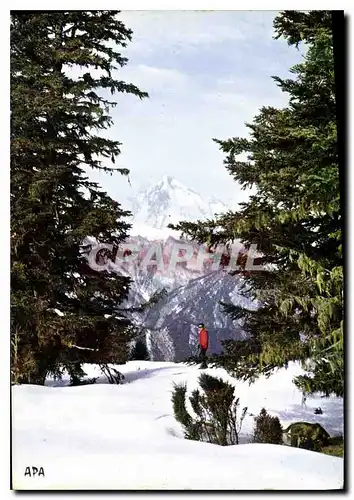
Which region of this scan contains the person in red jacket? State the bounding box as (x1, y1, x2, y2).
(198, 323, 209, 368)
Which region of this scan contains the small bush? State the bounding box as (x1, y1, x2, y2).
(172, 374, 247, 446)
(253, 408, 283, 444)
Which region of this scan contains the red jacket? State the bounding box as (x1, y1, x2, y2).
(199, 328, 209, 350)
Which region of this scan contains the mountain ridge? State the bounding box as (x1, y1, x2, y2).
(129, 175, 227, 230)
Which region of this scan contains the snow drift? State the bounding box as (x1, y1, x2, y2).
(12, 361, 343, 490)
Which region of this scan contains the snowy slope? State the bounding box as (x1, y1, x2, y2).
(130, 175, 227, 230)
(12, 361, 344, 490)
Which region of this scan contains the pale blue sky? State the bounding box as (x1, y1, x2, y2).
(86, 11, 305, 209)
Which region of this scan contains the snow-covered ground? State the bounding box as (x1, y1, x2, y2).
(12, 361, 344, 490)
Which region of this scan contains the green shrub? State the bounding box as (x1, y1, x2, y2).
(253, 408, 283, 444)
(172, 374, 247, 446)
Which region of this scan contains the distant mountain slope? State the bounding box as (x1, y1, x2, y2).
(143, 271, 254, 361)
(84, 177, 250, 361)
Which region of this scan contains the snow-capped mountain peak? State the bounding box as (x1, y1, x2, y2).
(131, 176, 227, 230)
(157, 174, 180, 189)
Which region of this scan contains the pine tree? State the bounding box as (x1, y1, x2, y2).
(253, 408, 283, 444)
(11, 12, 148, 384)
(130, 338, 150, 361)
(170, 11, 343, 396)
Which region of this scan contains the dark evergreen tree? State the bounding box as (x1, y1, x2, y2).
(130, 337, 150, 361)
(11, 11, 148, 384)
(170, 11, 343, 396)
(253, 408, 283, 444)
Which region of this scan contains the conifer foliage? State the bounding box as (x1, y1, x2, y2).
(170, 11, 343, 396)
(172, 374, 247, 446)
(11, 12, 147, 384)
(253, 408, 283, 445)
(130, 338, 150, 361)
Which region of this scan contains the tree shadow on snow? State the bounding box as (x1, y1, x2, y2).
(95, 365, 177, 385)
(46, 365, 183, 387)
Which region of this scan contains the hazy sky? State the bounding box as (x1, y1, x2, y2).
(86, 11, 305, 209)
